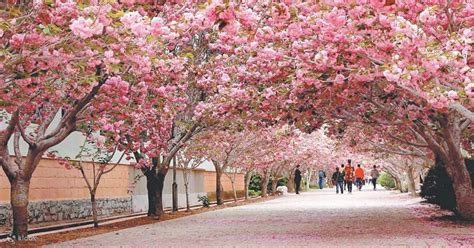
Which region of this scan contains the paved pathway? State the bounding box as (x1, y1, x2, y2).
(50, 188, 474, 247)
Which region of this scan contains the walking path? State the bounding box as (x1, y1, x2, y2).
(50, 187, 474, 247)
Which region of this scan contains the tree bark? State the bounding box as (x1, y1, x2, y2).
(306, 170, 312, 191)
(260, 169, 270, 198)
(231, 179, 237, 202)
(142, 157, 169, 219)
(394, 176, 402, 192)
(184, 183, 190, 211)
(416, 114, 474, 219)
(414, 113, 474, 219)
(152, 169, 167, 218)
(406, 165, 417, 197)
(271, 177, 278, 195)
(444, 155, 474, 218)
(244, 170, 252, 200)
(287, 170, 295, 193)
(144, 172, 158, 217)
(215, 164, 224, 205)
(10, 178, 30, 240)
(91, 193, 99, 227)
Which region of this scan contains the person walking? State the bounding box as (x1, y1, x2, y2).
(344, 159, 354, 193)
(331, 167, 344, 194)
(341, 164, 347, 191)
(318, 169, 326, 189)
(355, 164, 365, 191)
(295, 165, 302, 194)
(370, 165, 380, 190)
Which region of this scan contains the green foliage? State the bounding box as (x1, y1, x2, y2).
(379, 173, 396, 189)
(278, 177, 288, 186)
(420, 157, 474, 212)
(249, 174, 273, 192)
(249, 175, 261, 192)
(247, 189, 261, 197)
(197, 195, 210, 208)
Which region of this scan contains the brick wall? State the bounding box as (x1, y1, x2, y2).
(0, 158, 130, 202)
(0, 158, 246, 227)
(203, 171, 245, 193)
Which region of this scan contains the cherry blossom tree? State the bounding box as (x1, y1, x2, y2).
(190, 130, 249, 204)
(0, 1, 186, 238)
(202, 0, 473, 218)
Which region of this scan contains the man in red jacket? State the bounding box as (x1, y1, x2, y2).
(355, 164, 365, 191)
(344, 159, 354, 193)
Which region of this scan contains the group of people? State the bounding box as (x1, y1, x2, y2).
(293, 160, 380, 195)
(330, 159, 380, 194)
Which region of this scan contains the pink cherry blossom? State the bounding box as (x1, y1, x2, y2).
(447, 90, 459, 100)
(70, 17, 104, 39)
(104, 50, 114, 58)
(465, 83, 474, 98)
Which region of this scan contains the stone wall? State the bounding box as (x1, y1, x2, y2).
(0, 197, 131, 227)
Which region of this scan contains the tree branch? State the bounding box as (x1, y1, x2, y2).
(16, 119, 35, 147)
(13, 130, 23, 168)
(450, 102, 474, 122)
(387, 132, 428, 148)
(0, 110, 19, 146)
(37, 108, 59, 140)
(102, 148, 127, 175)
(42, 74, 107, 144)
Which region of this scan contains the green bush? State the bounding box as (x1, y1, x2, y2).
(197, 195, 210, 207)
(379, 172, 396, 189)
(249, 174, 272, 192)
(248, 189, 261, 197)
(278, 177, 288, 187)
(249, 175, 261, 192)
(420, 157, 474, 212)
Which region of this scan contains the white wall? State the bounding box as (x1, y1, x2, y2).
(1, 111, 131, 164)
(129, 167, 207, 212)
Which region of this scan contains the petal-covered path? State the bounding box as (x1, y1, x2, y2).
(51, 188, 473, 247)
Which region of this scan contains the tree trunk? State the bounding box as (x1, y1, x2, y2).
(215, 165, 224, 205)
(10, 178, 30, 240)
(244, 170, 252, 200)
(406, 165, 417, 197)
(138, 153, 171, 220)
(287, 171, 295, 193)
(145, 172, 158, 217)
(91, 193, 99, 227)
(231, 180, 237, 202)
(394, 176, 402, 192)
(271, 178, 278, 195)
(260, 170, 270, 198)
(184, 183, 190, 211)
(153, 169, 167, 218)
(306, 170, 312, 191)
(443, 155, 474, 219)
(416, 113, 474, 219)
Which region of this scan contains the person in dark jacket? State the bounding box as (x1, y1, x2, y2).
(341, 164, 346, 190)
(295, 165, 302, 194)
(332, 167, 344, 194)
(318, 170, 326, 189)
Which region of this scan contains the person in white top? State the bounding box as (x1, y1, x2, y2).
(370, 165, 380, 190)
